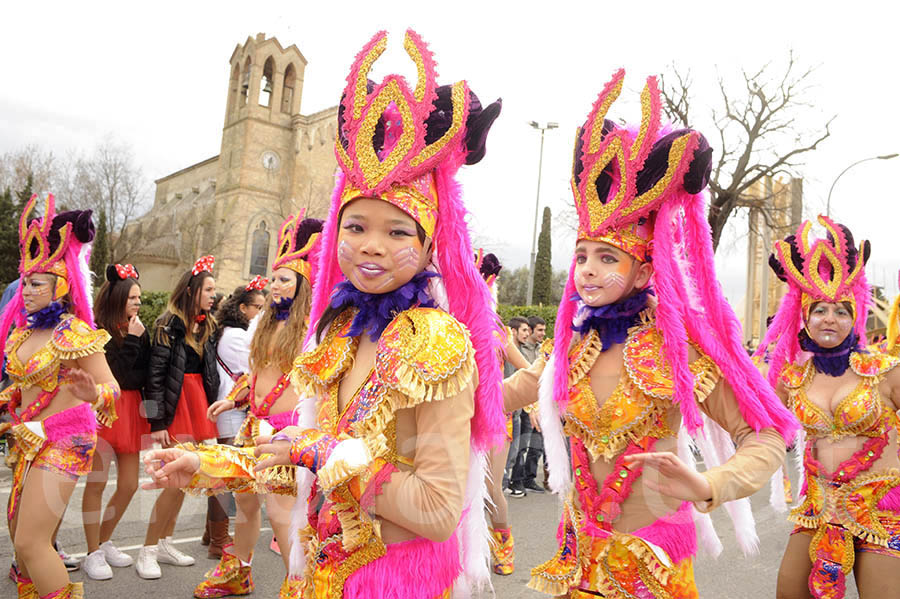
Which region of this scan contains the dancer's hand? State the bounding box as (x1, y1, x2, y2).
(142, 448, 200, 489)
(624, 451, 712, 503)
(529, 410, 542, 433)
(66, 368, 98, 403)
(253, 433, 295, 472)
(207, 399, 235, 421)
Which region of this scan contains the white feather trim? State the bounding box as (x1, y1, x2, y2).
(692, 415, 760, 556)
(676, 427, 723, 557)
(288, 393, 319, 577)
(77, 243, 94, 312)
(769, 466, 788, 513)
(538, 355, 572, 495)
(452, 449, 493, 599)
(426, 262, 450, 312)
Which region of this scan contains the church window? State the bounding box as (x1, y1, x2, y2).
(241, 57, 252, 105)
(250, 220, 270, 276)
(259, 57, 275, 107)
(282, 64, 296, 114)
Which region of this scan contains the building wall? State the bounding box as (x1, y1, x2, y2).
(119, 33, 338, 294)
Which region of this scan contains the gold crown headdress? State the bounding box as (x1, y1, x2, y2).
(20, 193, 71, 299)
(272, 210, 323, 282)
(571, 69, 708, 261)
(772, 215, 870, 318)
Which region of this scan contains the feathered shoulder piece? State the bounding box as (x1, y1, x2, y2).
(51, 314, 110, 360)
(376, 307, 475, 409)
(779, 362, 809, 390)
(623, 323, 720, 406)
(291, 310, 356, 394)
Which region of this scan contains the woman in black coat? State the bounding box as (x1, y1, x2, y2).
(137, 257, 219, 580)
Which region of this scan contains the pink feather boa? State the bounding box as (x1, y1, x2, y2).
(42, 402, 97, 441)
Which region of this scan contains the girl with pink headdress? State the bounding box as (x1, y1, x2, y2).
(142, 29, 505, 599)
(1, 194, 119, 599)
(502, 70, 796, 598)
(756, 218, 900, 598)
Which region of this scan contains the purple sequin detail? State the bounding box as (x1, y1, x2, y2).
(25, 301, 66, 329)
(273, 297, 293, 321)
(571, 288, 653, 351)
(799, 330, 861, 377)
(329, 272, 437, 341)
(888, 536, 900, 551)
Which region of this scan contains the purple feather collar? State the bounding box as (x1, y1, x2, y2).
(330, 272, 437, 341)
(25, 301, 67, 330)
(272, 297, 293, 321)
(799, 329, 862, 377)
(572, 288, 653, 351)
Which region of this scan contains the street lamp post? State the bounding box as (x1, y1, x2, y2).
(826, 153, 899, 217)
(526, 121, 558, 306)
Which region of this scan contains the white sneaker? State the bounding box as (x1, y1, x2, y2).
(100, 540, 134, 567)
(157, 537, 195, 566)
(135, 546, 161, 579)
(82, 550, 113, 580)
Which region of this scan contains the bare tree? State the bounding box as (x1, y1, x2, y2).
(660, 52, 834, 249)
(0, 145, 57, 198)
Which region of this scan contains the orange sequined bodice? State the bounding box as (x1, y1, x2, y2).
(782, 352, 900, 439)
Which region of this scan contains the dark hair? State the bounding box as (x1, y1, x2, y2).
(508, 316, 529, 331)
(94, 276, 140, 345)
(214, 285, 265, 342)
(154, 269, 216, 354)
(527, 316, 546, 329)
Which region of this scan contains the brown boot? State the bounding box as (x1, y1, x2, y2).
(207, 519, 233, 559)
(201, 518, 210, 546)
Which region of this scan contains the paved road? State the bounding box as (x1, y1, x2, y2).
(0, 458, 860, 598)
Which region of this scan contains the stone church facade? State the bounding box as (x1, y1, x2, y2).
(118, 33, 338, 293)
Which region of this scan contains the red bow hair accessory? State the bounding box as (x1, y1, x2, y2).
(192, 255, 215, 276)
(246, 275, 269, 291)
(114, 264, 139, 280)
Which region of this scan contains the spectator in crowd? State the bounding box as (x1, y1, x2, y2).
(504, 317, 532, 497)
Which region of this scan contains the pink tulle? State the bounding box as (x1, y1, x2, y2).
(342, 531, 460, 599)
(551, 260, 579, 416)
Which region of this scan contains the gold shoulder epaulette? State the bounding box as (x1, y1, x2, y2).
(51, 315, 109, 361)
(376, 307, 475, 409)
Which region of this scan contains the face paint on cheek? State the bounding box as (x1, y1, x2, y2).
(393, 247, 420, 271)
(338, 241, 354, 264)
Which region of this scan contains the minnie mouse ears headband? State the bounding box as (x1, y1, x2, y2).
(246, 275, 268, 291)
(192, 255, 215, 276)
(106, 263, 139, 282)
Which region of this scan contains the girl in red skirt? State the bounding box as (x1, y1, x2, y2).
(138, 256, 220, 580)
(81, 264, 152, 580)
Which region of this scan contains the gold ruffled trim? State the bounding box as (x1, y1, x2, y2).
(527, 497, 587, 596)
(291, 310, 357, 394)
(93, 382, 120, 428)
(690, 355, 720, 404)
(64, 582, 85, 599)
(565, 399, 670, 462)
(850, 351, 900, 377)
(384, 352, 474, 409)
(258, 464, 297, 496)
(179, 442, 260, 496)
(11, 423, 46, 461)
(52, 317, 110, 361)
(317, 435, 388, 492)
(568, 331, 603, 387)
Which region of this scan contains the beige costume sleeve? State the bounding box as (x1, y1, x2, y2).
(375, 381, 475, 543)
(694, 379, 787, 512)
(502, 356, 545, 413)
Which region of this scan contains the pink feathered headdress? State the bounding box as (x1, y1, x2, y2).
(756, 216, 871, 386)
(551, 70, 797, 442)
(0, 193, 96, 351)
(307, 29, 505, 451)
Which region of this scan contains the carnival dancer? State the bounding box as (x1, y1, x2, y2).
(137, 256, 220, 580)
(81, 264, 151, 580)
(142, 29, 505, 598)
(200, 279, 267, 560)
(0, 194, 119, 599)
(754, 217, 900, 598)
(195, 214, 323, 598)
(475, 250, 517, 575)
(503, 70, 796, 598)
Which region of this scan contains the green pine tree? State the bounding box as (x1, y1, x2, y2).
(14, 173, 34, 210)
(532, 206, 553, 305)
(91, 208, 110, 284)
(0, 187, 19, 285)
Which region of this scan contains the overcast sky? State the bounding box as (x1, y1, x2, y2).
(2, 1, 898, 305)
